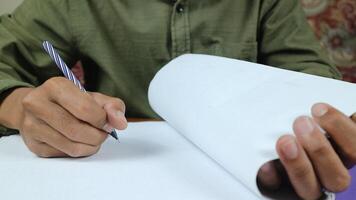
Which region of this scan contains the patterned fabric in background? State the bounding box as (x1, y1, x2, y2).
(301, 0, 356, 82)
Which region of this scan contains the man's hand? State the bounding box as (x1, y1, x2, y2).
(258, 103, 355, 199)
(0, 77, 127, 158)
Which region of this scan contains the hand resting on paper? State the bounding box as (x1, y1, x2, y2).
(0, 77, 128, 158)
(257, 103, 355, 199)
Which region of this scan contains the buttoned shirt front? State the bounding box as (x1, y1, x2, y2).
(0, 0, 341, 135)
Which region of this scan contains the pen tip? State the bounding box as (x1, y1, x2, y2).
(110, 130, 119, 140)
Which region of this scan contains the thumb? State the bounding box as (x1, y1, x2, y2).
(104, 103, 128, 130)
(90, 92, 128, 131)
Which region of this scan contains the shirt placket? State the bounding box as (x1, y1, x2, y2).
(170, 0, 191, 58)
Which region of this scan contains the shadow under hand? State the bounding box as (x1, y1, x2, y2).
(88, 137, 167, 162)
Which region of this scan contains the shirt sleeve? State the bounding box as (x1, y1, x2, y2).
(258, 0, 342, 79)
(0, 0, 77, 136)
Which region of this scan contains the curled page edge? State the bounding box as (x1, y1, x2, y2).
(148, 54, 356, 199)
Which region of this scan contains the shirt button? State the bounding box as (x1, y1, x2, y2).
(176, 4, 184, 13)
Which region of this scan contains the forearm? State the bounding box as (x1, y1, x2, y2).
(0, 87, 33, 130)
(0, 0, 78, 131)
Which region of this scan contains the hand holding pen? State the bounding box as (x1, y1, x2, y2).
(42, 41, 120, 140)
(10, 42, 127, 158)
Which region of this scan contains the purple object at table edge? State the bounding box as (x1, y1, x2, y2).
(337, 167, 356, 200)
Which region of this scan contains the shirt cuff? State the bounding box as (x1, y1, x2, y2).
(0, 126, 19, 137)
(0, 79, 34, 101)
(0, 80, 34, 137)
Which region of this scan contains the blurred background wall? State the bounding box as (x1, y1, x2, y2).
(0, 0, 24, 15)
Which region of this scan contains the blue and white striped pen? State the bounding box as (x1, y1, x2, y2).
(42, 41, 119, 140)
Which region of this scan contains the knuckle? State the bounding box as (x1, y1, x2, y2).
(309, 143, 330, 157)
(48, 77, 68, 85)
(326, 173, 351, 192)
(22, 94, 36, 111)
(43, 77, 63, 90)
(42, 77, 70, 96)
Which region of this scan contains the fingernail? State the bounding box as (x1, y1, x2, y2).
(312, 103, 328, 117)
(295, 116, 314, 135)
(281, 137, 299, 160)
(103, 123, 114, 133)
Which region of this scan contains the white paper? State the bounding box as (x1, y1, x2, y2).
(0, 122, 258, 200)
(148, 54, 356, 198)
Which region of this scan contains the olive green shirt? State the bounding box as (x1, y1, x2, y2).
(0, 0, 341, 136)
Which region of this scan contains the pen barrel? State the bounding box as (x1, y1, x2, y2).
(42, 41, 86, 92)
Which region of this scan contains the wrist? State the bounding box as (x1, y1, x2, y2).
(0, 87, 33, 129)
